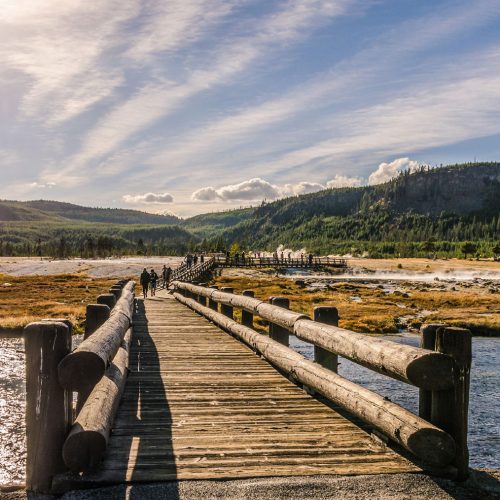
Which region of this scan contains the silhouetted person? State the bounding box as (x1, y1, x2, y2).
(150, 269, 158, 296)
(140, 268, 150, 298)
(308, 253, 313, 266)
(193, 254, 198, 266)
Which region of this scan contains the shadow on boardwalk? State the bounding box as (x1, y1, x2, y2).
(110, 298, 179, 499)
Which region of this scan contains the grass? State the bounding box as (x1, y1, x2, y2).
(0, 274, 116, 334)
(212, 275, 500, 335)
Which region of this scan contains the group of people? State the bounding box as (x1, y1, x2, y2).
(140, 264, 172, 298)
(184, 253, 204, 268)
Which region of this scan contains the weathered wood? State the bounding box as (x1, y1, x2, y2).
(418, 324, 445, 420)
(97, 293, 116, 310)
(269, 297, 289, 346)
(208, 285, 218, 311)
(58, 282, 135, 392)
(63, 329, 132, 472)
(220, 287, 234, 318)
(173, 282, 453, 389)
(431, 327, 471, 480)
(24, 321, 72, 493)
(293, 319, 454, 390)
(174, 293, 455, 466)
(84, 304, 111, 340)
(313, 307, 339, 373)
(55, 293, 420, 490)
(109, 286, 122, 301)
(241, 290, 254, 327)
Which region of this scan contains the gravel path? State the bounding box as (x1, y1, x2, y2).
(2, 471, 499, 500)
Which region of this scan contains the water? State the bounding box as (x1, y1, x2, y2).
(0, 334, 498, 484)
(291, 333, 500, 469)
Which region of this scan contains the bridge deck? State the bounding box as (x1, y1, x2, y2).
(81, 292, 419, 485)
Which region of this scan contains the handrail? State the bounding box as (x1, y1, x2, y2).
(213, 255, 347, 268)
(172, 281, 472, 477)
(171, 281, 453, 390)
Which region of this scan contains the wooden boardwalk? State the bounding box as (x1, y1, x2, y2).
(80, 292, 419, 485)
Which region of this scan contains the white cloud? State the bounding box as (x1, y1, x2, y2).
(326, 174, 363, 188)
(123, 192, 174, 204)
(192, 178, 330, 202)
(28, 181, 56, 189)
(368, 158, 420, 185)
(282, 181, 326, 195)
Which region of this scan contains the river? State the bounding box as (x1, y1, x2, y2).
(0, 334, 498, 485)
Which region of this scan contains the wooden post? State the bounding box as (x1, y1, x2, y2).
(198, 283, 208, 306)
(84, 304, 111, 340)
(24, 321, 72, 493)
(220, 287, 234, 318)
(313, 306, 339, 372)
(431, 327, 472, 480)
(241, 290, 254, 327)
(208, 285, 218, 311)
(269, 297, 289, 346)
(97, 293, 116, 310)
(109, 286, 122, 300)
(418, 324, 445, 421)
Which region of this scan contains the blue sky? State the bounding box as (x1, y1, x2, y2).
(1, 0, 500, 217)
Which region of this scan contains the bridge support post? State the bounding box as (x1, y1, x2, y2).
(418, 324, 445, 421)
(85, 304, 111, 340)
(431, 327, 471, 481)
(241, 290, 254, 327)
(208, 285, 219, 311)
(220, 287, 234, 318)
(198, 283, 208, 306)
(24, 321, 72, 493)
(109, 286, 122, 300)
(313, 307, 339, 372)
(97, 293, 116, 310)
(269, 297, 289, 346)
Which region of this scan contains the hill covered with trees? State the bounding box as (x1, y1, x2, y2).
(1, 163, 498, 258)
(185, 163, 500, 258)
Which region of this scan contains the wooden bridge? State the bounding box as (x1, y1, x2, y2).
(22, 268, 472, 494)
(168, 255, 348, 283)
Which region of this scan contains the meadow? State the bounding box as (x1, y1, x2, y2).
(0, 274, 116, 335)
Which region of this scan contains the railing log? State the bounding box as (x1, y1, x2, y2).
(62, 329, 132, 472)
(58, 282, 134, 392)
(24, 321, 72, 493)
(173, 292, 456, 467)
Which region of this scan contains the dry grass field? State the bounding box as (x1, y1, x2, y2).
(212, 274, 500, 335)
(0, 274, 116, 334)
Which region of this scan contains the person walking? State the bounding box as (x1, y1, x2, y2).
(150, 268, 159, 296)
(162, 265, 171, 289)
(140, 268, 150, 298)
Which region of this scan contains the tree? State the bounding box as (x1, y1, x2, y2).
(493, 243, 500, 260)
(461, 241, 477, 259)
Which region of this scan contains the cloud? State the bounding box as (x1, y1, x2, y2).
(29, 181, 56, 189)
(326, 174, 363, 188)
(282, 181, 326, 195)
(123, 192, 174, 203)
(192, 178, 281, 202)
(368, 157, 420, 185)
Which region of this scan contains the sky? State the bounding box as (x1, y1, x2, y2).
(1, 0, 500, 218)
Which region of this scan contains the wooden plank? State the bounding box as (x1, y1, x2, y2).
(76, 292, 420, 485)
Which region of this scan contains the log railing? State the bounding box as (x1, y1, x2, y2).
(23, 279, 135, 493)
(213, 255, 347, 268)
(171, 281, 471, 480)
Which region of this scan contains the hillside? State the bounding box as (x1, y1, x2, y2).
(186, 163, 500, 257)
(0, 200, 180, 225)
